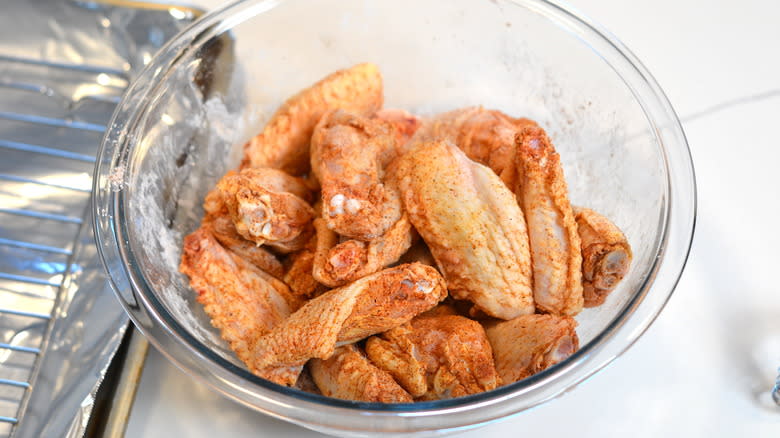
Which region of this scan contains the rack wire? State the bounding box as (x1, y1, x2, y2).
(0, 1, 200, 436)
(0, 54, 124, 437)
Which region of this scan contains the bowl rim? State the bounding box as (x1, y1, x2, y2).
(92, 0, 696, 433)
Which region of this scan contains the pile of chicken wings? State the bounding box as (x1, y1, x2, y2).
(180, 63, 632, 403)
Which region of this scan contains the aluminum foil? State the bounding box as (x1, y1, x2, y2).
(16, 213, 131, 438)
(0, 1, 201, 437)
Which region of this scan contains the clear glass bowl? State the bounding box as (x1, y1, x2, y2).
(92, 0, 696, 435)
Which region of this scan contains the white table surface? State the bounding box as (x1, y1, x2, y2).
(126, 0, 780, 436)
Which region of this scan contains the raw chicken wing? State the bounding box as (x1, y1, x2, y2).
(310, 109, 401, 240)
(310, 345, 413, 403)
(248, 263, 447, 385)
(312, 214, 415, 287)
(241, 63, 383, 175)
(366, 314, 500, 400)
(179, 228, 301, 372)
(202, 188, 285, 277)
(515, 126, 584, 315)
(217, 168, 314, 253)
(485, 314, 578, 384)
(574, 207, 632, 307)
(397, 140, 534, 319)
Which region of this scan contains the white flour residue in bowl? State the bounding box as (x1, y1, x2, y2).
(126, 63, 253, 361)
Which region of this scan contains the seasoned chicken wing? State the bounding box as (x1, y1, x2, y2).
(312, 214, 415, 287)
(217, 168, 315, 253)
(365, 314, 500, 400)
(408, 107, 537, 189)
(397, 140, 534, 320)
(485, 314, 578, 384)
(310, 109, 401, 240)
(202, 190, 285, 278)
(241, 62, 384, 175)
(204, 219, 284, 278)
(515, 126, 584, 316)
(310, 345, 413, 403)
(313, 155, 417, 287)
(248, 263, 447, 385)
(179, 228, 302, 372)
(574, 207, 632, 307)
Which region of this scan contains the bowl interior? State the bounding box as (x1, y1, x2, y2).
(111, 0, 668, 418)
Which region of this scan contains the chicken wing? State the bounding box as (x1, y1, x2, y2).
(365, 314, 500, 400)
(248, 263, 447, 385)
(515, 126, 584, 316)
(241, 62, 384, 175)
(485, 314, 578, 384)
(200, 221, 283, 283)
(397, 140, 534, 320)
(312, 214, 415, 287)
(310, 345, 413, 403)
(574, 207, 633, 307)
(179, 228, 302, 371)
(217, 168, 315, 253)
(202, 188, 284, 277)
(407, 107, 537, 189)
(310, 109, 401, 240)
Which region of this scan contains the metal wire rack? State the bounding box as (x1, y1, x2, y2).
(0, 54, 114, 435)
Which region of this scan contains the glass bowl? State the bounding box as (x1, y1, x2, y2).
(92, 0, 696, 435)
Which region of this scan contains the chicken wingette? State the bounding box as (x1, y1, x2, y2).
(248, 263, 447, 385)
(202, 188, 284, 278)
(179, 228, 302, 372)
(310, 109, 401, 240)
(515, 126, 584, 316)
(397, 140, 534, 319)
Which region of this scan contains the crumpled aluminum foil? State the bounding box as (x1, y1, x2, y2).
(0, 1, 201, 437)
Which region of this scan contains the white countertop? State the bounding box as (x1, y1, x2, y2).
(126, 0, 780, 436)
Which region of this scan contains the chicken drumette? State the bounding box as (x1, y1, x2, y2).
(310, 345, 413, 403)
(485, 314, 579, 384)
(574, 207, 632, 307)
(366, 313, 500, 400)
